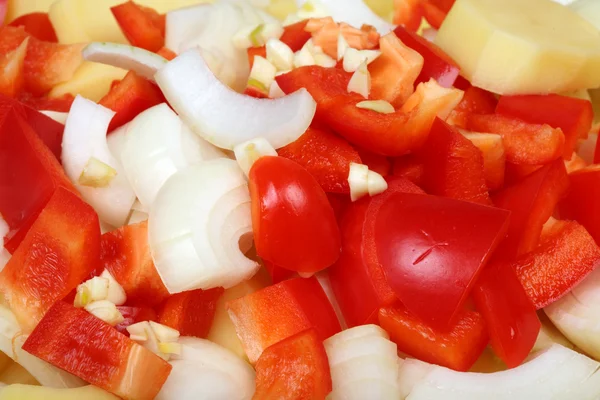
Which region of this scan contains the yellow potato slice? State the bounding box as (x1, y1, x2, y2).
(49, 62, 127, 102)
(0, 385, 118, 400)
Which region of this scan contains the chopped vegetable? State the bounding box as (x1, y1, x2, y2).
(84, 300, 125, 326)
(234, 137, 278, 177)
(157, 288, 223, 338)
(78, 157, 117, 188)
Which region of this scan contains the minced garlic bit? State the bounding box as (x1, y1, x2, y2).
(356, 100, 395, 114)
(347, 60, 371, 99)
(127, 321, 181, 361)
(266, 38, 294, 71)
(342, 48, 381, 73)
(348, 162, 388, 201)
(85, 300, 124, 326)
(74, 270, 127, 308)
(248, 56, 277, 93)
(78, 157, 117, 188)
(234, 137, 278, 176)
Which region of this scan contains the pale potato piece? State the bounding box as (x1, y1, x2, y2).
(0, 385, 119, 400)
(570, 0, 600, 31)
(5, 0, 56, 22)
(49, 62, 127, 102)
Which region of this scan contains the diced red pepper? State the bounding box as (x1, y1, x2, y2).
(421, 0, 455, 29)
(19, 92, 75, 112)
(226, 276, 341, 363)
(247, 20, 311, 68)
(560, 166, 600, 245)
(461, 132, 506, 191)
(595, 135, 600, 164)
(156, 46, 176, 60)
(0, 108, 76, 252)
(23, 301, 171, 400)
(0, 188, 100, 332)
(100, 220, 170, 307)
(504, 162, 543, 186)
(564, 152, 587, 174)
(447, 86, 498, 128)
(115, 306, 158, 335)
(393, 0, 423, 32)
(8, 13, 57, 42)
(356, 147, 391, 176)
(374, 191, 509, 329)
(393, 25, 460, 88)
(0, 36, 27, 98)
(263, 260, 295, 284)
(391, 154, 425, 186)
(157, 288, 223, 338)
(278, 126, 361, 194)
(99, 71, 165, 132)
(379, 304, 488, 371)
(329, 177, 424, 327)
(418, 118, 492, 205)
(496, 94, 593, 160)
(466, 114, 565, 165)
(243, 85, 268, 99)
(493, 159, 569, 258)
(253, 329, 332, 400)
(473, 263, 540, 368)
(0, 26, 29, 54)
(111, 1, 165, 52)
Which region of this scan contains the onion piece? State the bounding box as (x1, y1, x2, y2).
(120, 103, 224, 209)
(62, 96, 136, 227)
(82, 42, 167, 82)
(233, 137, 277, 176)
(404, 344, 600, 400)
(297, 0, 395, 33)
(149, 159, 259, 293)
(155, 49, 317, 150)
(156, 337, 255, 400)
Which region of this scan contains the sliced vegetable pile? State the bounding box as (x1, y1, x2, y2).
(2, 0, 600, 398)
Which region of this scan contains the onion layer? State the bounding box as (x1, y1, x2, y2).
(149, 159, 259, 293)
(82, 42, 167, 81)
(155, 50, 316, 150)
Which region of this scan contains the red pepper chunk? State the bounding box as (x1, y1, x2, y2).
(0, 187, 100, 332)
(226, 277, 341, 363)
(263, 260, 295, 284)
(329, 177, 424, 328)
(379, 305, 488, 372)
(157, 288, 223, 338)
(0, 35, 27, 98)
(374, 191, 510, 329)
(421, 0, 455, 29)
(99, 71, 165, 132)
(514, 219, 600, 309)
(23, 301, 171, 400)
(8, 12, 57, 42)
(447, 86, 498, 128)
(493, 158, 569, 259)
(496, 94, 593, 160)
(111, 2, 165, 52)
(100, 220, 170, 307)
(560, 166, 600, 245)
(253, 329, 332, 400)
(278, 125, 361, 194)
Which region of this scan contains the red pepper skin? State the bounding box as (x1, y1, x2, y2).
(515, 219, 600, 309)
(0, 187, 100, 332)
(226, 276, 341, 363)
(263, 260, 295, 284)
(493, 159, 569, 259)
(278, 126, 361, 194)
(560, 166, 600, 245)
(392, 0, 423, 32)
(421, 0, 455, 29)
(99, 71, 165, 133)
(23, 301, 171, 400)
(418, 118, 492, 205)
(393, 25, 460, 88)
(447, 86, 498, 128)
(19, 92, 75, 112)
(379, 304, 488, 372)
(496, 94, 593, 160)
(253, 329, 332, 400)
(157, 287, 223, 338)
(355, 147, 391, 176)
(111, 1, 165, 52)
(392, 154, 425, 187)
(328, 177, 425, 328)
(8, 12, 57, 42)
(156, 47, 176, 60)
(473, 263, 540, 368)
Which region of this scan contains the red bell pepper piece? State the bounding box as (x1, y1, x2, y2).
(392, 0, 423, 32)
(421, 0, 455, 29)
(99, 71, 165, 132)
(0, 188, 100, 332)
(18, 92, 75, 112)
(564, 152, 587, 174)
(247, 20, 311, 68)
(263, 260, 295, 284)
(595, 135, 600, 164)
(276, 66, 463, 156)
(157, 287, 223, 338)
(8, 13, 57, 42)
(0, 26, 29, 54)
(329, 177, 424, 327)
(392, 154, 425, 187)
(156, 46, 176, 60)
(226, 276, 341, 363)
(466, 114, 565, 165)
(418, 118, 492, 205)
(493, 158, 569, 258)
(514, 219, 600, 309)
(379, 304, 488, 371)
(111, 1, 165, 52)
(0, 35, 27, 98)
(374, 191, 509, 329)
(100, 220, 170, 307)
(473, 262, 540, 368)
(356, 147, 391, 176)
(461, 132, 506, 191)
(393, 25, 460, 88)
(115, 306, 157, 335)
(560, 166, 600, 244)
(243, 85, 268, 99)
(0, 109, 75, 252)
(496, 94, 593, 160)
(278, 126, 361, 194)
(253, 329, 332, 400)
(447, 86, 498, 128)
(504, 162, 543, 186)
(23, 301, 171, 400)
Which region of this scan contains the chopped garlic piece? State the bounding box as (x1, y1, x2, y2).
(128, 321, 181, 361)
(356, 100, 395, 114)
(78, 157, 117, 188)
(347, 61, 371, 98)
(233, 22, 284, 49)
(294, 45, 316, 68)
(127, 321, 150, 342)
(249, 56, 277, 93)
(74, 277, 108, 308)
(74, 285, 91, 308)
(233, 25, 258, 49)
(266, 39, 294, 71)
(348, 163, 388, 201)
(342, 48, 381, 73)
(314, 52, 337, 67)
(269, 80, 286, 98)
(150, 321, 180, 343)
(337, 34, 349, 61)
(367, 170, 388, 196)
(85, 300, 124, 326)
(260, 22, 284, 44)
(234, 138, 278, 176)
(100, 269, 127, 306)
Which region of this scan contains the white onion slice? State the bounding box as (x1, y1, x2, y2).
(156, 337, 255, 400)
(155, 49, 316, 150)
(404, 345, 600, 400)
(149, 159, 259, 293)
(106, 122, 130, 163)
(82, 42, 167, 81)
(62, 96, 136, 227)
(39, 110, 68, 125)
(120, 103, 224, 209)
(296, 0, 395, 33)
